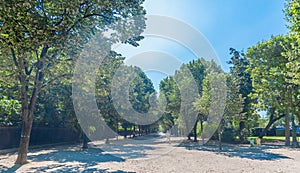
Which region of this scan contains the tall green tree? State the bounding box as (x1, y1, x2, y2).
(193, 75, 210, 141)
(160, 58, 222, 141)
(193, 59, 223, 142)
(174, 64, 198, 139)
(0, 0, 145, 164)
(193, 60, 226, 144)
(227, 48, 253, 142)
(95, 52, 158, 139)
(243, 0, 300, 147)
(185, 59, 205, 141)
(95, 53, 125, 136)
(218, 74, 245, 144)
(246, 35, 298, 146)
(159, 76, 181, 131)
(284, 0, 300, 147)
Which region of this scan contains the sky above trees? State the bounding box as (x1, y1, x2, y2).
(115, 0, 288, 90)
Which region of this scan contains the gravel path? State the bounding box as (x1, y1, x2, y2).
(1, 136, 300, 173)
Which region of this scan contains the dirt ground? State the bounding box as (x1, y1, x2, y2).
(1, 136, 300, 173)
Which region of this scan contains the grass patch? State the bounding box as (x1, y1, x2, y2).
(248, 136, 300, 143)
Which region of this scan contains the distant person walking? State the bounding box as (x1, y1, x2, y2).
(166, 130, 171, 143)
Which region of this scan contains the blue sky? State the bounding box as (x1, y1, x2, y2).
(115, 0, 288, 90)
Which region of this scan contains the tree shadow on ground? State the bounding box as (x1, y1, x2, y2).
(26, 147, 131, 172)
(94, 136, 170, 159)
(1, 136, 178, 172)
(1, 147, 136, 173)
(178, 142, 290, 161)
(0, 164, 21, 173)
(27, 165, 134, 173)
(99, 144, 152, 159)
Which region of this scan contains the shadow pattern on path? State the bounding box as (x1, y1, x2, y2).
(178, 142, 290, 161)
(0, 136, 171, 172)
(27, 148, 127, 172)
(0, 147, 135, 173)
(0, 165, 22, 173)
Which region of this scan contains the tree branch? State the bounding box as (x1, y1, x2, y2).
(28, 45, 49, 112)
(42, 73, 72, 89)
(17, 49, 29, 111)
(10, 48, 19, 68)
(273, 113, 285, 122)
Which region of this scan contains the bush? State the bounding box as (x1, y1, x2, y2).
(221, 128, 238, 143)
(0, 96, 21, 127)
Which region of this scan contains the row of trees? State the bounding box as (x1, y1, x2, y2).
(158, 56, 255, 145)
(158, 0, 300, 147)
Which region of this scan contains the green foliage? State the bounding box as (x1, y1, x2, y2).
(220, 128, 239, 143)
(129, 67, 156, 114)
(224, 75, 244, 125)
(159, 76, 181, 130)
(34, 82, 77, 128)
(193, 75, 210, 120)
(0, 82, 21, 127)
(0, 0, 146, 116)
(159, 58, 226, 139)
(186, 59, 205, 93)
(285, 0, 300, 34)
(95, 53, 157, 133)
(246, 35, 294, 112)
(0, 96, 21, 126)
(284, 1, 300, 144)
(0, 0, 146, 50)
(246, 33, 299, 145)
(95, 53, 125, 132)
(0, 1, 146, 163)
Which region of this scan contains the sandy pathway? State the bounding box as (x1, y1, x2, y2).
(1, 136, 300, 173)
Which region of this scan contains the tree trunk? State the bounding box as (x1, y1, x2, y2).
(15, 111, 33, 164)
(200, 119, 204, 134)
(15, 46, 48, 164)
(291, 114, 299, 148)
(138, 126, 141, 136)
(193, 119, 198, 142)
(133, 126, 136, 138)
(259, 123, 272, 139)
(116, 123, 119, 140)
(290, 88, 299, 147)
(124, 127, 127, 138)
(285, 111, 290, 146)
(285, 85, 293, 147)
(82, 133, 88, 149)
(15, 90, 40, 164)
(218, 126, 222, 150)
(239, 121, 245, 143)
(15, 68, 32, 164)
(259, 109, 284, 139)
(200, 119, 204, 144)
